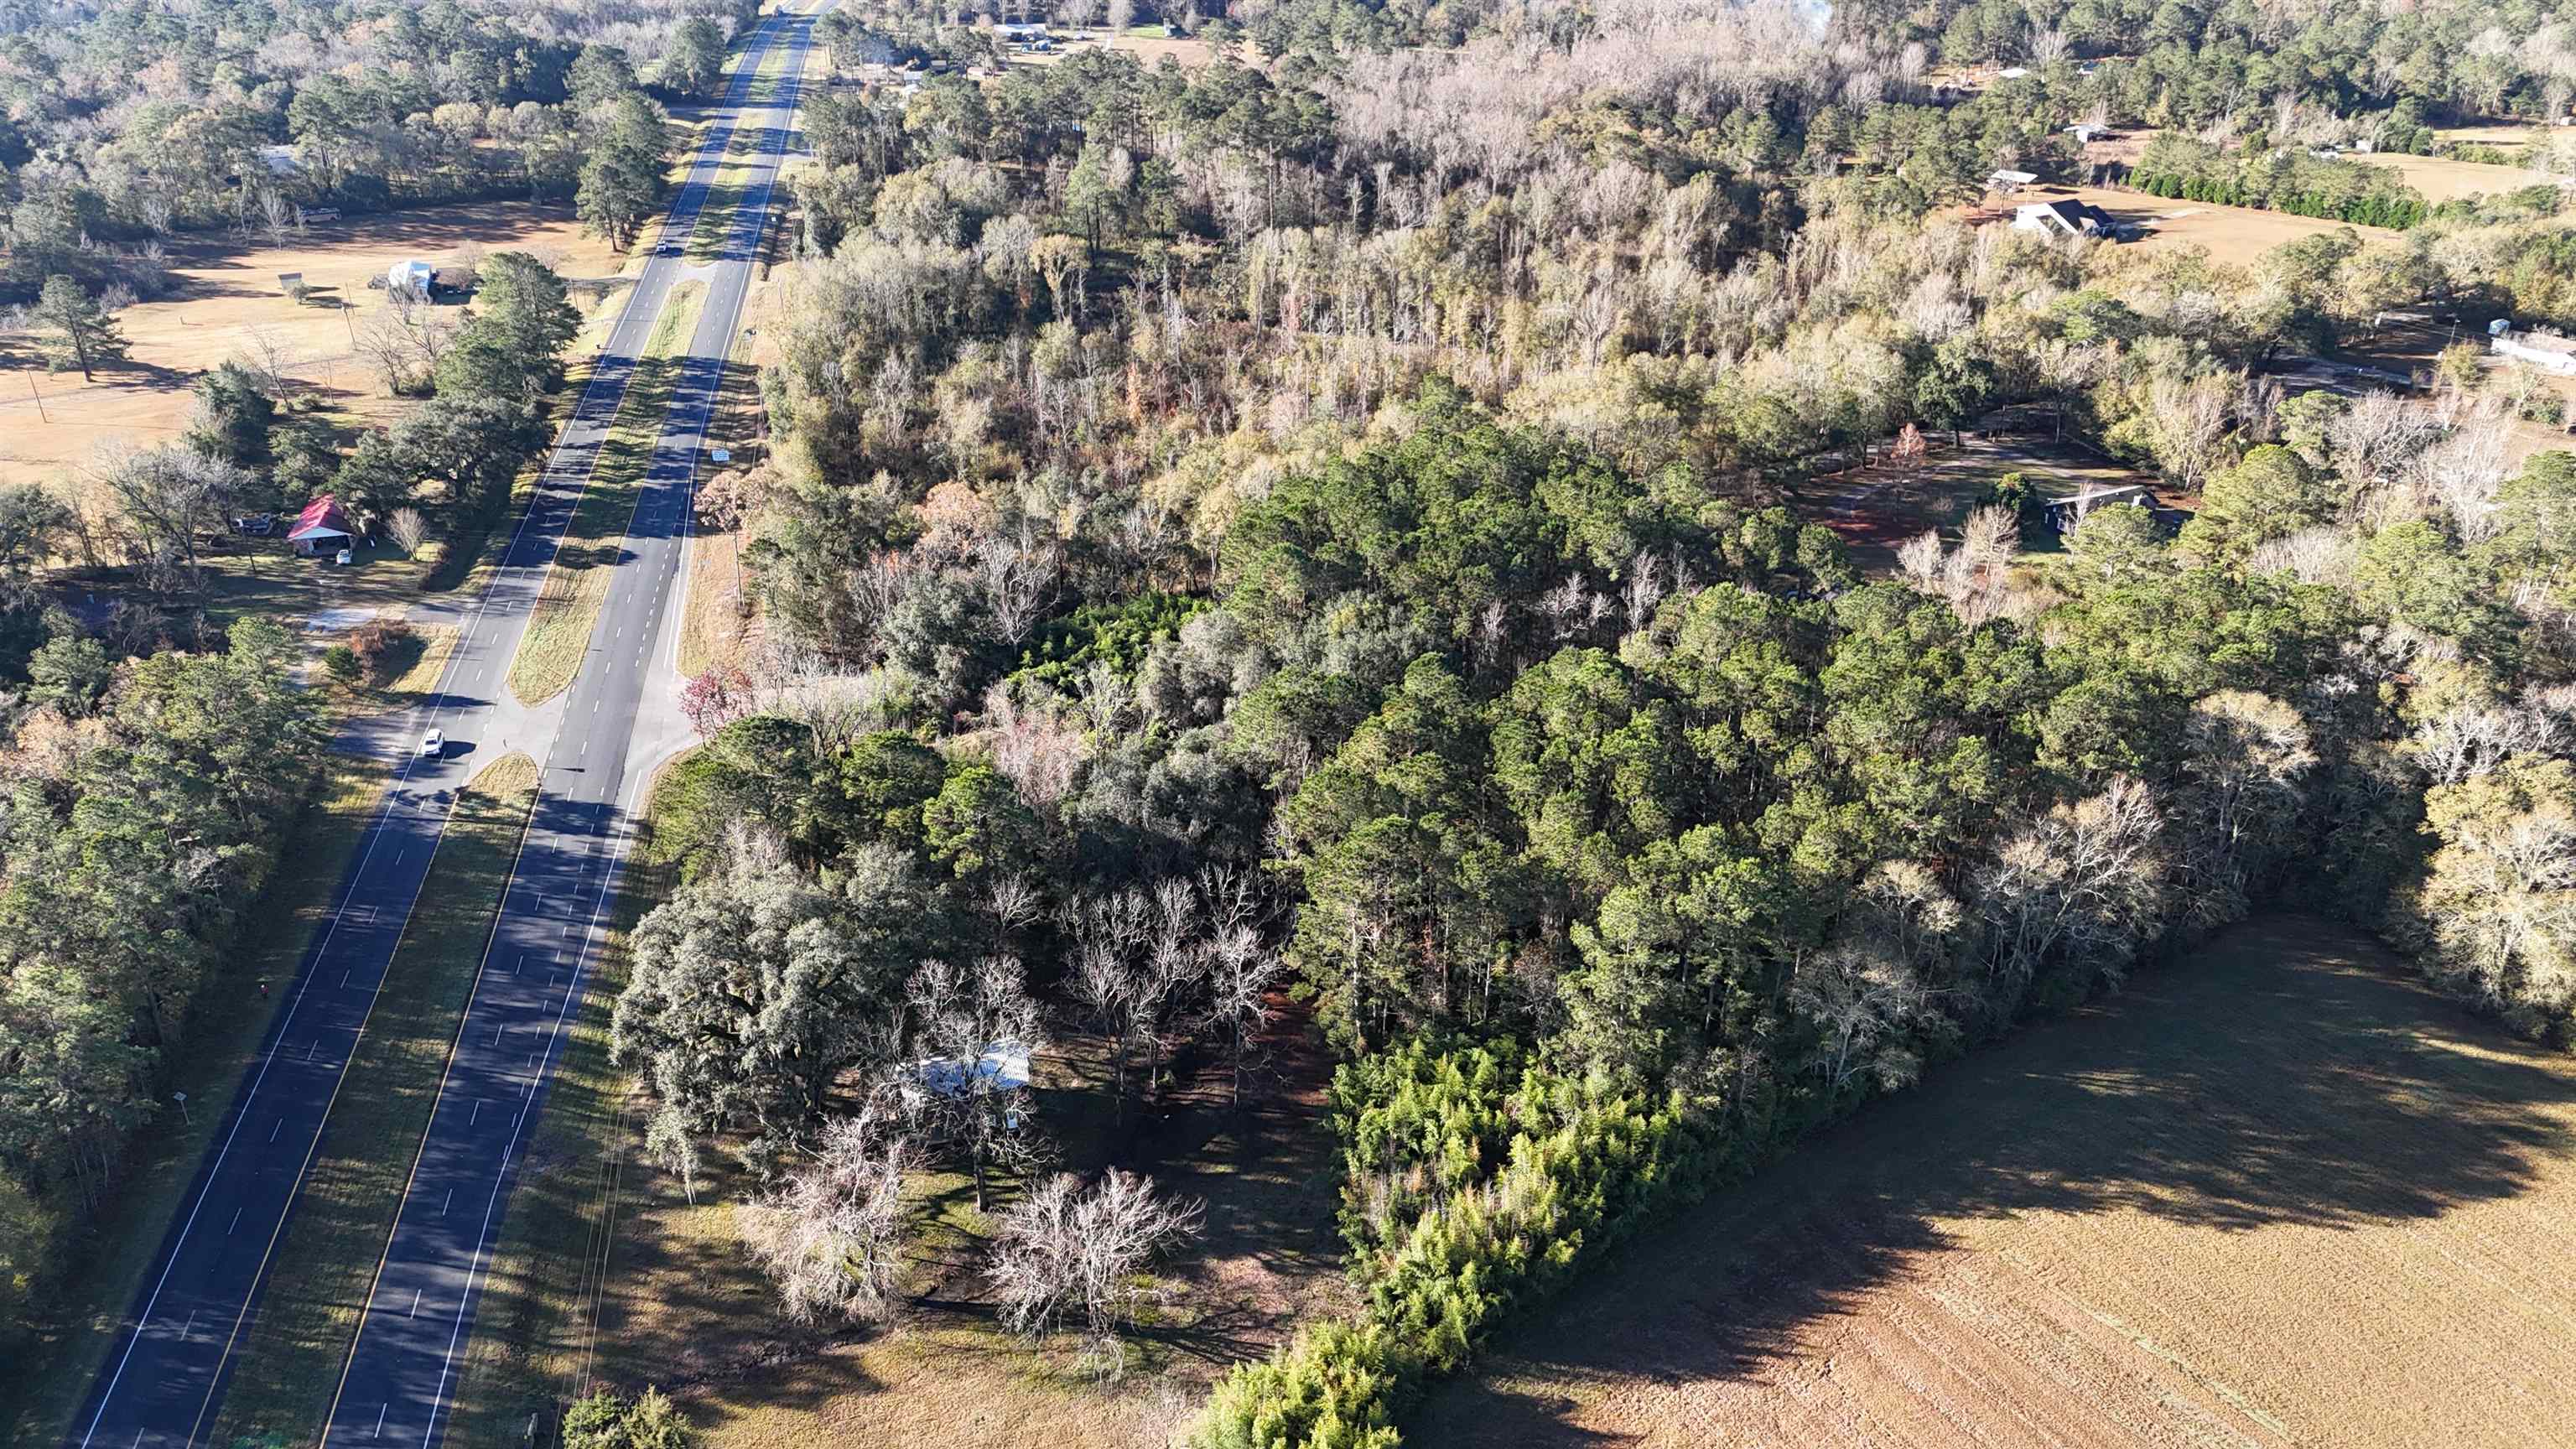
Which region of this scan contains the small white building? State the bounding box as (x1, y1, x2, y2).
(387, 258, 435, 299)
(1986, 168, 2038, 195)
(906, 1040, 1033, 1108)
(2046, 485, 2158, 533)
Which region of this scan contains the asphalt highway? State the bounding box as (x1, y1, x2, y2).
(61, 13, 816, 1449)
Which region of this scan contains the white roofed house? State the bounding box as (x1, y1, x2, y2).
(2011, 197, 2126, 240)
(904, 1039, 1035, 1130)
(2044, 485, 2162, 535)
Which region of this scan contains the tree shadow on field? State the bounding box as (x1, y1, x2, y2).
(1413, 914, 2576, 1446)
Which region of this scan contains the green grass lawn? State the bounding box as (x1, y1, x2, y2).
(0, 752, 394, 1448)
(506, 281, 706, 707)
(205, 754, 541, 1448)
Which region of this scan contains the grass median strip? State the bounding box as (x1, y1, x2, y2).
(206, 754, 542, 1449)
(506, 280, 708, 707)
(0, 751, 395, 1448)
(682, 43, 792, 263)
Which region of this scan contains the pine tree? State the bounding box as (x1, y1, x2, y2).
(35, 275, 129, 381)
(661, 18, 727, 98)
(577, 93, 671, 252)
(186, 361, 277, 469)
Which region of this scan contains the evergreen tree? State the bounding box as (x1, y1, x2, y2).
(434, 252, 583, 398)
(578, 93, 672, 252)
(660, 18, 727, 99)
(34, 275, 128, 381)
(186, 361, 277, 470)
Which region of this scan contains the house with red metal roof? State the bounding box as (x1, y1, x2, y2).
(287, 495, 356, 556)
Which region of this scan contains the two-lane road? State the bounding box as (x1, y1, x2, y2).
(63, 12, 814, 1449)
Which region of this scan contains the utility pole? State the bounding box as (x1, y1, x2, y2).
(26, 370, 46, 422)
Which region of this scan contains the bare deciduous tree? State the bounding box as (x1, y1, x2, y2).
(2146, 371, 2236, 491)
(2175, 690, 2317, 930)
(1620, 549, 1667, 634)
(385, 506, 429, 556)
(1195, 865, 1281, 1108)
(1972, 776, 2169, 1002)
(988, 1168, 1202, 1378)
(739, 1101, 917, 1324)
(983, 683, 1088, 808)
(2246, 524, 2355, 586)
(236, 326, 299, 397)
(1068, 886, 1156, 1114)
(258, 187, 293, 247)
(906, 954, 1046, 1211)
(977, 534, 1062, 647)
(2410, 683, 2576, 786)
(95, 443, 250, 598)
(1897, 506, 2018, 625)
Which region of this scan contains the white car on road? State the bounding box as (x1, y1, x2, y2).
(418, 729, 444, 759)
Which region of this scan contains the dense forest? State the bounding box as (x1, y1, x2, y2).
(605, 0, 2576, 1443)
(5, 0, 2576, 1441)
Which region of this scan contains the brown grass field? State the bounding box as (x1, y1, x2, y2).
(2355, 151, 2553, 205)
(0, 201, 628, 500)
(2438, 122, 2548, 150)
(1998, 184, 2399, 267)
(1413, 915, 2576, 1449)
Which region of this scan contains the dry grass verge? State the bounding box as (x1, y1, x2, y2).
(683, 44, 796, 264)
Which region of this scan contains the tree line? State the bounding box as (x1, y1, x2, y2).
(0, 619, 326, 1328)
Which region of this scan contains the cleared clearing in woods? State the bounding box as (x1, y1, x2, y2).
(1414, 915, 2576, 1449)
